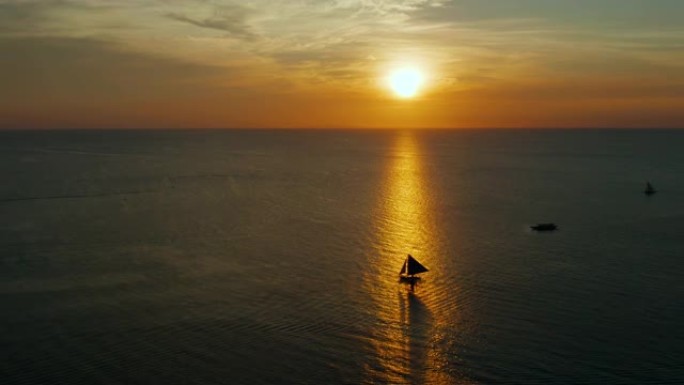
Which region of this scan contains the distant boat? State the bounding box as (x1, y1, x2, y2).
(399, 254, 429, 285)
(531, 223, 557, 231)
(644, 182, 657, 195)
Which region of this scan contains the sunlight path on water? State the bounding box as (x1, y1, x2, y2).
(362, 131, 470, 384)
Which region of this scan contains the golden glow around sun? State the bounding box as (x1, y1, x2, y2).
(388, 67, 424, 98)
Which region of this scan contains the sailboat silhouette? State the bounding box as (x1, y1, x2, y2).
(644, 182, 656, 195)
(399, 254, 429, 287)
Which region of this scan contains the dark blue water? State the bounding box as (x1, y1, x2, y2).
(1, 129, 683, 384)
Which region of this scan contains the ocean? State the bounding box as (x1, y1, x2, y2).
(1, 129, 683, 384)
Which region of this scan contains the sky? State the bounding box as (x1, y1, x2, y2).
(1, 0, 683, 129)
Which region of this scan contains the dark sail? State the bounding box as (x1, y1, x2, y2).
(645, 182, 656, 195)
(404, 254, 428, 276)
(399, 259, 407, 275)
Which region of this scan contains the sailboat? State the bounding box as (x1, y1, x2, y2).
(644, 182, 656, 195)
(399, 254, 429, 285)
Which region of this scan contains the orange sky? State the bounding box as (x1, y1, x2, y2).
(1, 0, 683, 129)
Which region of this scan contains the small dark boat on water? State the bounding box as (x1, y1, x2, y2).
(531, 223, 557, 231)
(644, 182, 656, 196)
(399, 254, 429, 287)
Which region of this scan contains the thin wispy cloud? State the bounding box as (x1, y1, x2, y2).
(166, 4, 257, 40)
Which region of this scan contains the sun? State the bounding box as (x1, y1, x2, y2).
(388, 67, 424, 98)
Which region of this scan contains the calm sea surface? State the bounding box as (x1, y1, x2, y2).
(1, 129, 683, 384)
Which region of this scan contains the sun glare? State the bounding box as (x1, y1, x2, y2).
(388, 68, 424, 98)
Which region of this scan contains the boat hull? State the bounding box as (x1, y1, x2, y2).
(399, 275, 421, 284)
(531, 223, 557, 231)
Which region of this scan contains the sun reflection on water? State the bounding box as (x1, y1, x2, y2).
(362, 131, 463, 384)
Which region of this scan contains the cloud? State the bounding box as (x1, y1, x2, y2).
(0, 36, 229, 104)
(0, 34, 272, 128)
(166, 4, 256, 40)
(1, 0, 683, 128)
(0, 1, 53, 32)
